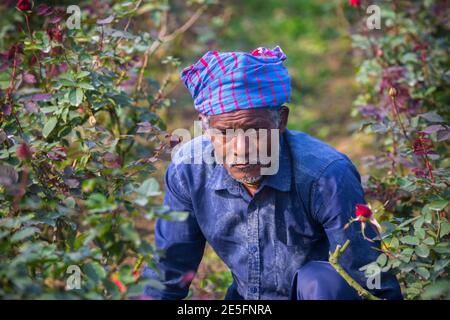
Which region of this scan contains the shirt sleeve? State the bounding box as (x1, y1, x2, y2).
(312, 158, 403, 300)
(142, 162, 206, 300)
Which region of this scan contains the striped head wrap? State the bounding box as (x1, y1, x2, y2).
(180, 46, 291, 115)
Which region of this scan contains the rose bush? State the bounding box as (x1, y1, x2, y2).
(348, 0, 449, 299)
(0, 0, 215, 299)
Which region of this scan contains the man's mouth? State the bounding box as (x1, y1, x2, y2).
(230, 163, 261, 172)
(231, 163, 260, 167)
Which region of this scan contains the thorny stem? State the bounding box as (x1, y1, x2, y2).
(5, 50, 25, 138)
(329, 240, 381, 300)
(416, 136, 435, 183)
(389, 94, 409, 141)
(24, 14, 44, 83)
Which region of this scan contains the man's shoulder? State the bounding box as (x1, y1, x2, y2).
(284, 129, 355, 180)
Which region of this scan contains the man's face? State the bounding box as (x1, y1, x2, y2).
(205, 107, 289, 183)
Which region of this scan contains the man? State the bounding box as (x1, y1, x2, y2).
(142, 46, 402, 300)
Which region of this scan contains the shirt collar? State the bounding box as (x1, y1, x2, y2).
(206, 132, 292, 192)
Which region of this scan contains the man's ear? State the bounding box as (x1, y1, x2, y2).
(279, 106, 289, 133)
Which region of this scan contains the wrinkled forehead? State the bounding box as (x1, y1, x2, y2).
(208, 108, 275, 129)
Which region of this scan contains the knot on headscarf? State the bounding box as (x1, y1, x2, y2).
(180, 46, 291, 115)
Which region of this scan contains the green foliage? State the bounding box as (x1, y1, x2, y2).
(350, 0, 449, 299)
(0, 0, 212, 299)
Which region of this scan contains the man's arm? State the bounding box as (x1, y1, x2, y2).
(142, 162, 206, 299)
(312, 158, 403, 299)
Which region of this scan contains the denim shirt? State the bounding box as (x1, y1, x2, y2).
(143, 129, 401, 300)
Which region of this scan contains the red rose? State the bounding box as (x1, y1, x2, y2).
(47, 26, 63, 42)
(355, 204, 372, 219)
(16, 0, 32, 12)
(348, 0, 361, 7)
(16, 142, 33, 160)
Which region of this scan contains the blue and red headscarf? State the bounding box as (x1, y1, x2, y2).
(180, 46, 291, 116)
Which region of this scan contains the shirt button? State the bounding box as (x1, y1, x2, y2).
(249, 245, 257, 253)
(250, 286, 258, 294)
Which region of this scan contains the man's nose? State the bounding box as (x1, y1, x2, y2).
(233, 134, 248, 157)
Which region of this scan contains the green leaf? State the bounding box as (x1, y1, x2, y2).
(389, 237, 400, 249)
(398, 216, 421, 228)
(398, 177, 416, 192)
(376, 253, 387, 267)
(414, 228, 425, 239)
(429, 199, 448, 211)
(59, 79, 77, 87)
(0, 72, 11, 89)
(399, 248, 414, 263)
(415, 267, 430, 279)
(43, 117, 58, 138)
(400, 52, 418, 64)
(40, 106, 58, 114)
(11, 227, 38, 242)
(135, 178, 160, 197)
(85, 193, 117, 213)
(77, 82, 95, 90)
(433, 260, 450, 273)
(400, 235, 420, 246)
(75, 71, 90, 79)
(440, 222, 450, 238)
(413, 217, 425, 230)
(433, 243, 450, 254)
(119, 223, 141, 245)
(415, 244, 430, 258)
(83, 262, 106, 283)
(69, 88, 84, 106)
(421, 280, 450, 299)
(423, 237, 435, 246)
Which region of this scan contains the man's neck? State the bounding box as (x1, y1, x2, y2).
(242, 181, 261, 197)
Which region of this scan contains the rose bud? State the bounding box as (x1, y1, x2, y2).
(355, 203, 373, 220)
(345, 204, 382, 243)
(388, 87, 397, 97)
(348, 0, 361, 7)
(16, 0, 33, 12)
